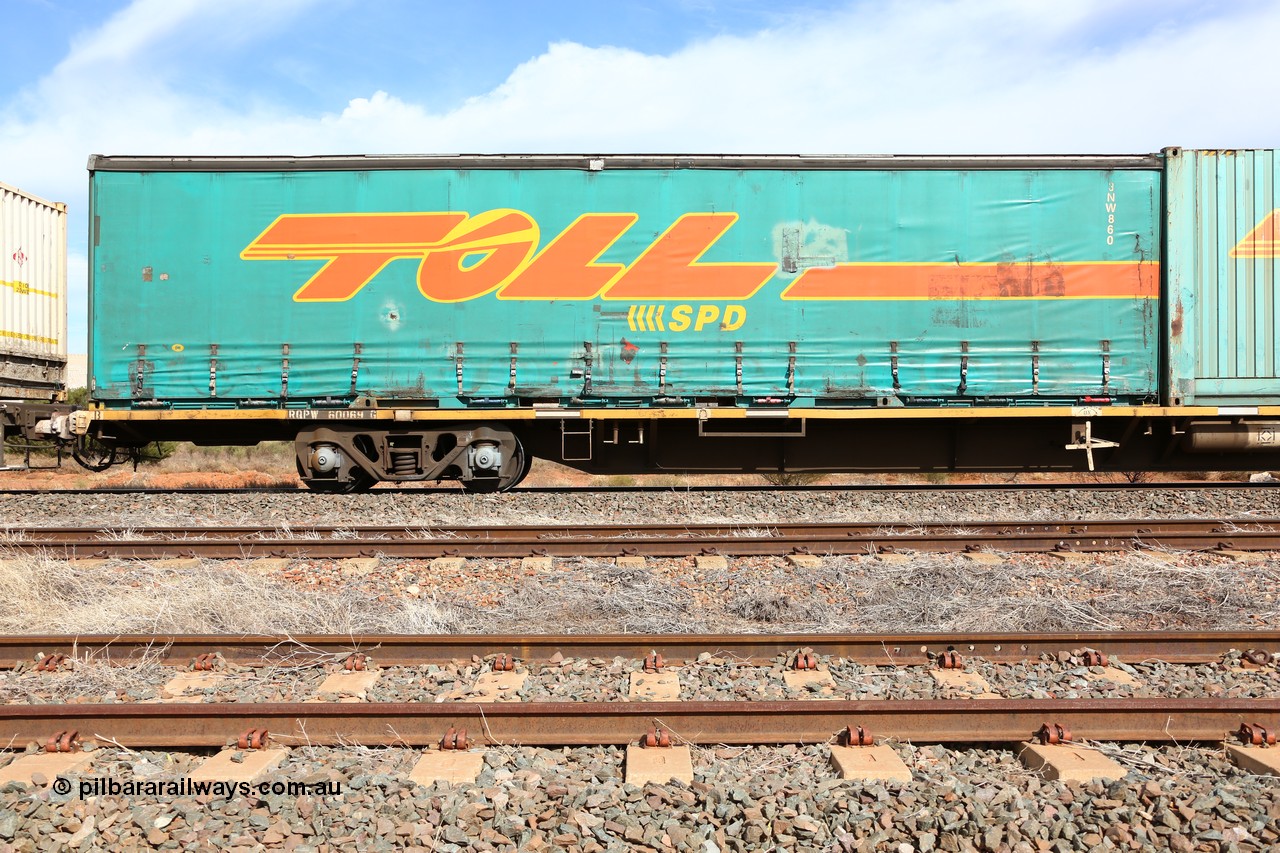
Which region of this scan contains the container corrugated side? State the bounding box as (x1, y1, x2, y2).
(0, 181, 67, 398)
(1165, 148, 1279, 405)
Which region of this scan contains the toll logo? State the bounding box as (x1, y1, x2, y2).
(242, 210, 774, 305)
(242, 208, 1157, 310)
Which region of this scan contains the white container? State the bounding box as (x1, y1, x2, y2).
(0, 181, 67, 398)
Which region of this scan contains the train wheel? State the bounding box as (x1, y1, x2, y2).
(296, 457, 376, 493)
(460, 440, 529, 493)
(513, 445, 534, 487)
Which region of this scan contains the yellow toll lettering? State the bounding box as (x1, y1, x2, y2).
(721, 305, 747, 331)
(668, 304, 693, 332)
(693, 304, 720, 331)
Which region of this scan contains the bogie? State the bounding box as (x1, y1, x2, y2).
(295, 423, 527, 492)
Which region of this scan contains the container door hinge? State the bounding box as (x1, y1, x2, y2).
(133, 344, 148, 399)
(734, 341, 744, 395)
(1031, 341, 1041, 395)
(786, 341, 796, 393)
(1100, 340, 1111, 393)
(350, 343, 362, 395)
(508, 342, 518, 394)
(1065, 420, 1119, 471)
(658, 342, 669, 394)
(280, 343, 290, 400)
(454, 343, 464, 394)
(209, 345, 219, 398)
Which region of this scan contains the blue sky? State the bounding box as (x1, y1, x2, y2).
(3, 0, 1278, 352)
(5, 1, 816, 116)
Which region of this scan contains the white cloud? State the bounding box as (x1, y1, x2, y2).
(8, 0, 1279, 198)
(59, 0, 253, 71)
(413, 1, 1276, 155)
(293, 2, 1276, 155)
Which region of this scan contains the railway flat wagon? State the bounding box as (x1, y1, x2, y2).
(84, 151, 1280, 490)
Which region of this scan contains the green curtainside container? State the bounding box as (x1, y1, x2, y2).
(88, 155, 1162, 409)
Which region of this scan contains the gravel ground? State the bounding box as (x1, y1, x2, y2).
(3, 653, 1276, 706)
(0, 486, 1279, 527)
(0, 741, 1277, 851)
(1, 487, 1278, 850)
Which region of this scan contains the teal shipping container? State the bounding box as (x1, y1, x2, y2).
(88, 155, 1161, 410)
(1165, 148, 1280, 406)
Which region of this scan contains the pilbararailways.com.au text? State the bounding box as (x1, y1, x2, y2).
(59, 777, 342, 798)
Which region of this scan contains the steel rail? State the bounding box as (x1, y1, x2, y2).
(1, 519, 1278, 558)
(1, 481, 1275, 496)
(3, 698, 1277, 748)
(4, 631, 1276, 669)
(4, 518, 1275, 540)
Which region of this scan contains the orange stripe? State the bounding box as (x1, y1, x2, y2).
(245, 213, 468, 254)
(1230, 209, 1279, 258)
(780, 262, 1157, 300)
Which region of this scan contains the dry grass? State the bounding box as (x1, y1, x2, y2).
(154, 442, 295, 475)
(0, 549, 1272, 639)
(449, 559, 702, 634)
(0, 554, 461, 635)
(0, 646, 172, 704)
(726, 592, 837, 625)
(818, 554, 1280, 632)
